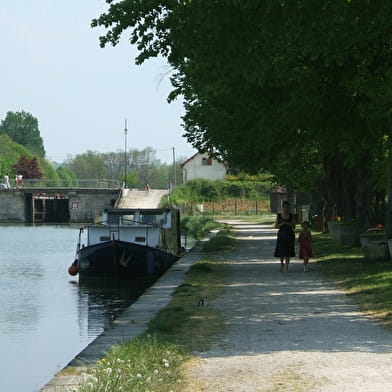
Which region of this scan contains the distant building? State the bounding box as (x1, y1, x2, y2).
(181, 152, 227, 183)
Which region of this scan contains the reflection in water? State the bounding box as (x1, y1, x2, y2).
(77, 278, 149, 338)
(0, 225, 150, 392)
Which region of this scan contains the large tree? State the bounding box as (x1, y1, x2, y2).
(12, 155, 43, 179)
(64, 147, 183, 188)
(92, 1, 392, 230)
(0, 111, 46, 157)
(64, 150, 107, 179)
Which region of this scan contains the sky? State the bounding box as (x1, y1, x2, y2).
(0, 0, 196, 164)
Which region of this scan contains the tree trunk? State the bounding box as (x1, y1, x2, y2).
(354, 162, 373, 233)
(386, 155, 392, 238)
(324, 153, 373, 231)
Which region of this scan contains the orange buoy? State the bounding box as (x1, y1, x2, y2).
(68, 264, 79, 276)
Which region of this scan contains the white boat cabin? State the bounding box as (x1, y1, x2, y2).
(82, 208, 175, 249)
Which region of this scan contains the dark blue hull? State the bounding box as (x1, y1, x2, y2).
(77, 240, 179, 278)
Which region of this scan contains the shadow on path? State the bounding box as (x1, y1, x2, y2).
(201, 222, 392, 357)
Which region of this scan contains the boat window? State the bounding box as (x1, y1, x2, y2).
(100, 236, 110, 241)
(121, 214, 136, 225)
(107, 214, 120, 225)
(135, 236, 145, 242)
(140, 214, 156, 224)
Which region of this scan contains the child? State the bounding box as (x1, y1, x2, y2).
(298, 221, 313, 272)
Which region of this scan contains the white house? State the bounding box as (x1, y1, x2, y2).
(181, 152, 227, 183)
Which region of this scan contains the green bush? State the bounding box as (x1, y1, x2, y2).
(203, 231, 237, 252)
(181, 215, 223, 239)
(171, 177, 272, 205)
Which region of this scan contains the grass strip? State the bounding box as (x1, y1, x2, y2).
(313, 231, 392, 326)
(77, 220, 392, 391)
(202, 228, 237, 252)
(77, 231, 233, 391)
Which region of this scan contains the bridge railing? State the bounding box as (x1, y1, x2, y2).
(16, 179, 122, 188)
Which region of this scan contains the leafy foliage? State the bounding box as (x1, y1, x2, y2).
(181, 215, 225, 239)
(0, 111, 45, 156)
(0, 134, 61, 182)
(203, 230, 236, 252)
(56, 166, 78, 186)
(12, 155, 43, 179)
(169, 178, 272, 205)
(64, 148, 185, 188)
(0, 135, 31, 175)
(64, 150, 107, 179)
(92, 0, 392, 229)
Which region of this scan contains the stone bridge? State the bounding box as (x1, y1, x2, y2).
(0, 187, 169, 224)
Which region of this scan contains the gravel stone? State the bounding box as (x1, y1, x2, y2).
(183, 221, 392, 392)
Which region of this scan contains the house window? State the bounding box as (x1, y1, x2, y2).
(201, 157, 212, 166)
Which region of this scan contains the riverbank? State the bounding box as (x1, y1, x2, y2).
(41, 219, 392, 391)
(39, 232, 211, 391)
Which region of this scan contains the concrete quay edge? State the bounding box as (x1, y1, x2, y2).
(39, 236, 211, 392)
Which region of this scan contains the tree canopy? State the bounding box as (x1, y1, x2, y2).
(64, 147, 184, 189)
(12, 155, 43, 179)
(0, 111, 46, 157)
(92, 1, 392, 229)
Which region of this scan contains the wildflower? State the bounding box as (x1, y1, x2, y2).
(154, 369, 159, 375)
(104, 368, 112, 375)
(137, 373, 142, 378)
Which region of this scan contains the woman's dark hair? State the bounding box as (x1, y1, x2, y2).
(282, 200, 289, 207)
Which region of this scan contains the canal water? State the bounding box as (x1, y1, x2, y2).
(0, 225, 148, 392)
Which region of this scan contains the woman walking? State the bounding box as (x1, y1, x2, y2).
(274, 201, 295, 272)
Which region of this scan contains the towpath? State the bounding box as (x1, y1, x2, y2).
(41, 219, 392, 391)
(183, 220, 392, 391)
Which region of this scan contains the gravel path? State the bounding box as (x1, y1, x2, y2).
(184, 221, 392, 392)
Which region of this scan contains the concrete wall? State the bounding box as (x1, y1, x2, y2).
(0, 189, 120, 223)
(0, 191, 26, 222)
(68, 190, 120, 223)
